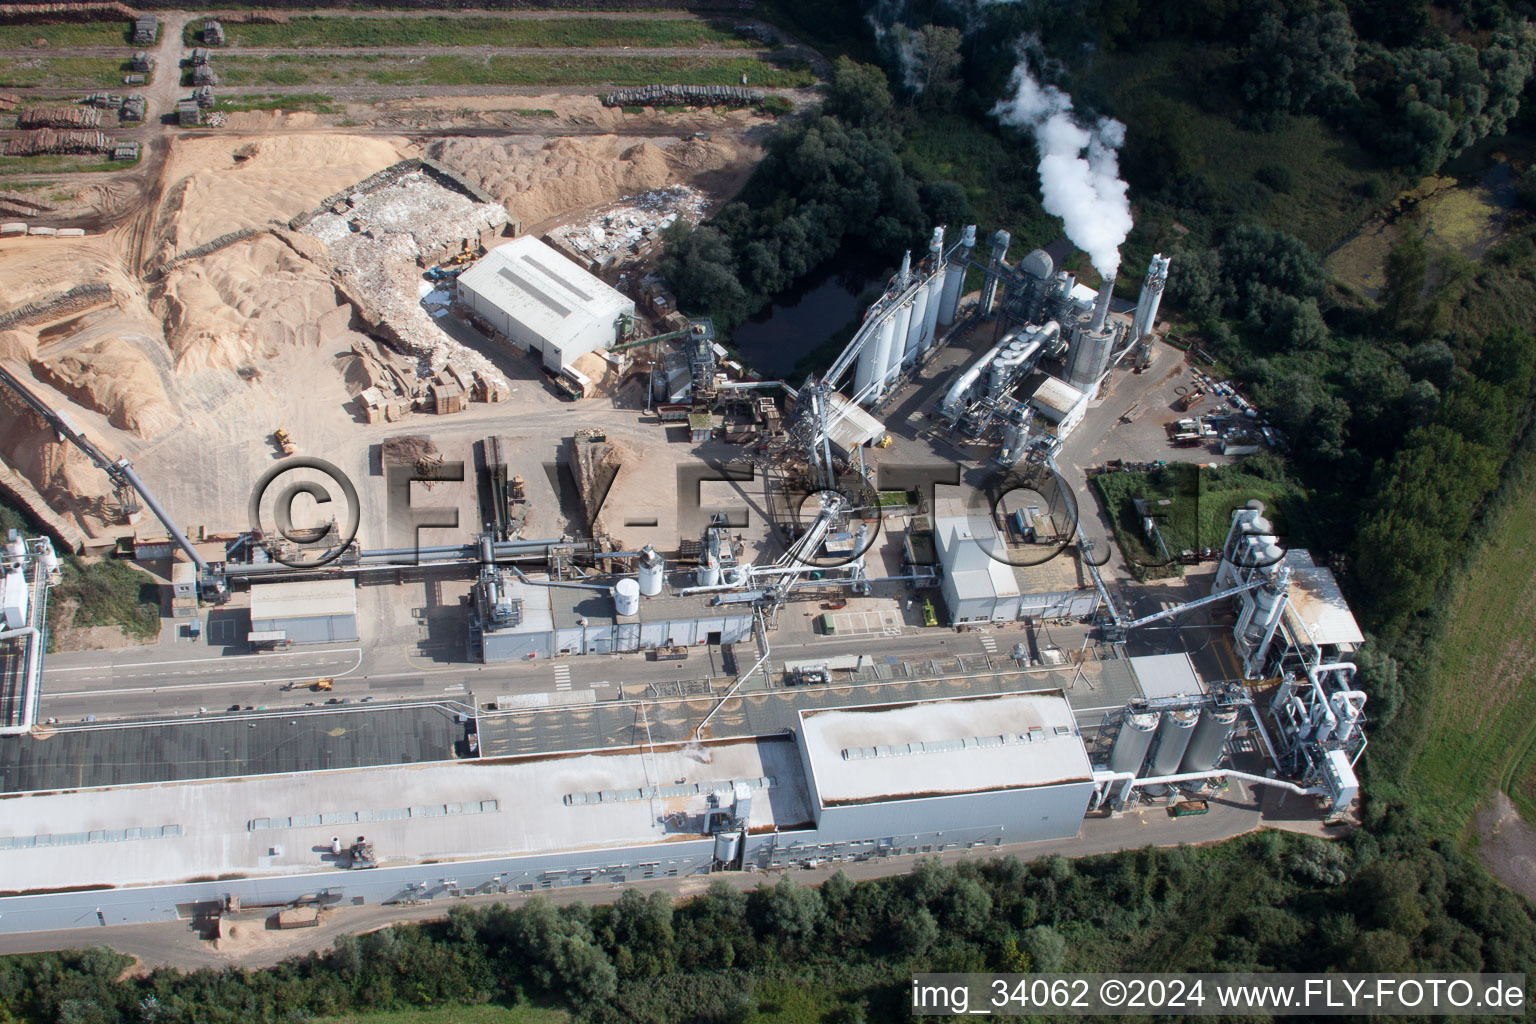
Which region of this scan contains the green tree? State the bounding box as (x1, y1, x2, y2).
(1020, 925, 1067, 971)
(1379, 233, 1429, 332)
(1241, 10, 1359, 122)
(825, 57, 892, 127)
(915, 25, 963, 108)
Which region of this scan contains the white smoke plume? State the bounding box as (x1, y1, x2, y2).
(989, 57, 1133, 278)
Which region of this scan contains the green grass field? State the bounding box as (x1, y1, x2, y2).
(1377, 451, 1536, 831)
(0, 153, 127, 176)
(211, 54, 813, 89)
(1092, 461, 1311, 578)
(0, 57, 132, 88)
(0, 22, 132, 47)
(315, 1004, 567, 1024)
(183, 16, 750, 50)
(213, 92, 340, 114)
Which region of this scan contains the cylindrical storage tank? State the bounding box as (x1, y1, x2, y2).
(1179, 707, 1238, 774)
(637, 546, 664, 596)
(613, 578, 640, 616)
(853, 319, 880, 397)
(938, 261, 966, 325)
(919, 271, 944, 354)
(1149, 708, 1200, 777)
(696, 555, 720, 588)
(884, 302, 913, 388)
(1108, 711, 1158, 775)
(713, 831, 740, 864)
(863, 315, 896, 403)
(903, 285, 930, 365)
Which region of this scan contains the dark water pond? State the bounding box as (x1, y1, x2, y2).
(730, 258, 885, 379)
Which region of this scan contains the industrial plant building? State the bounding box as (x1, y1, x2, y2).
(0, 689, 1101, 932)
(456, 235, 634, 371)
(933, 498, 1098, 624)
(469, 570, 754, 662)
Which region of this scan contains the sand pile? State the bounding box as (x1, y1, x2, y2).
(154, 134, 405, 255)
(32, 335, 179, 439)
(430, 134, 740, 230)
(158, 233, 341, 373)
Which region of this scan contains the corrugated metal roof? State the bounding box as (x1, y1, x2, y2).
(1129, 652, 1205, 698)
(801, 692, 1092, 804)
(249, 578, 357, 621)
(1028, 374, 1087, 417)
(457, 235, 630, 347)
(827, 392, 884, 451)
(1286, 565, 1364, 646)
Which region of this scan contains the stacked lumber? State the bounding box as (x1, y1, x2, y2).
(0, 2, 134, 23)
(17, 106, 101, 129)
(4, 129, 108, 155)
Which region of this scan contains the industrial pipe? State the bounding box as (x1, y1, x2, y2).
(0, 626, 41, 736)
(507, 565, 613, 592)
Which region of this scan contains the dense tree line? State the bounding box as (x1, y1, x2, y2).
(661, 58, 970, 338)
(3, 805, 1530, 1022)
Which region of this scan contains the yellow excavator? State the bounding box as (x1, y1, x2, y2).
(274, 426, 296, 456)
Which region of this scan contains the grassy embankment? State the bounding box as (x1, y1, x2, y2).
(1373, 448, 1536, 831)
(0, 57, 133, 88)
(183, 16, 751, 50)
(0, 153, 130, 176)
(0, 499, 159, 645)
(1092, 461, 1312, 579)
(207, 54, 813, 89)
(0, 22, 134, 47)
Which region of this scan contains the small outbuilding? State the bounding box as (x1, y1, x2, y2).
(249, 579, 359, 647)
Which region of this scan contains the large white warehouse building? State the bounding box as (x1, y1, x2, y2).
(457, 235, 633, 371)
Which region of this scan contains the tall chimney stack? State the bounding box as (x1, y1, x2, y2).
(1089, 276, 1115, 333)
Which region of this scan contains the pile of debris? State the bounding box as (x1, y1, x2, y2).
(548, 185, 707, 269)
(603, 84, 764, 107)
(4, 129, 107, 155)
(16, 106, 100, 129)
(305, 171, 512, 394)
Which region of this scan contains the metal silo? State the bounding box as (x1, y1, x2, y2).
(937, 224, 975, 325)
(1179, 706, 1238, 774)
(637, 545, 665, 597)
(1108, 710, 1159, 775)
(858, 314, 896, 402)
(883, 301, 913, 389)
(903, 284, 930, 365)
(1148, 708, 1200, 777)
